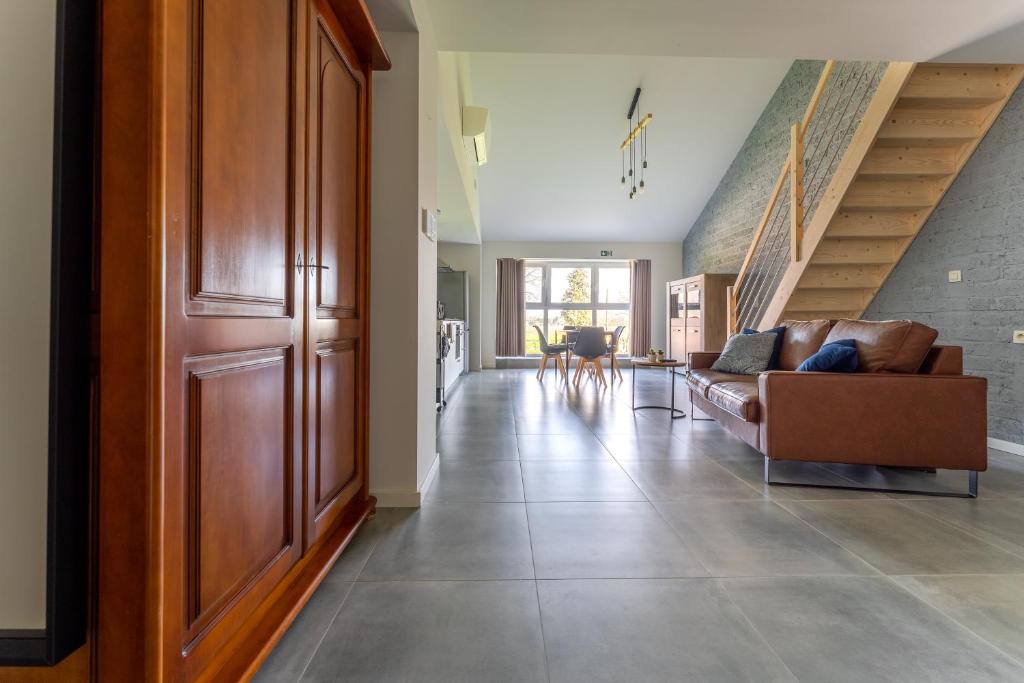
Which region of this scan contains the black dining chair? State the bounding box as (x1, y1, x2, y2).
(532, 325, 568, 380)
(571, 326, 609, 387)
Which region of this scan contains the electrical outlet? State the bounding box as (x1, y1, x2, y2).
(948, 270, 962, 283)
(1014, 331, 1024, 344)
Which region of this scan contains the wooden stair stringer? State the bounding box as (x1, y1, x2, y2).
(757, 62, 1024, 328)
(756, 62, 916, 328)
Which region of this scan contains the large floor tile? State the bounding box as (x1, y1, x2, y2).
(326, 509, 400, 581)
(537, 579, 795, 683)
(254, 578, 353, 682)
(821, 462, 979, 497)
(302, 581, 547, 683)
(440, 407, 516, 435)
(597, 432, 712, 461)
(527, 502, 707, 578)
(359, 503, 534, 580)
(723, 576, 1024, 682)
(521, 460, 646, 502)
(713, 453, 894, 500)
(424, 460, 525, 503)
(781, 500, 1024, 575)
(437, 433, 520, 461)
(515, 433, 612, 460)
(894, 574, 1024, 666)
(617, 459, 761, 501)
(897, 498, 1024, 557)
(655, 500, 878, 577)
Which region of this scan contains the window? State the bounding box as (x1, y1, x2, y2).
(523, 261, 631, 356)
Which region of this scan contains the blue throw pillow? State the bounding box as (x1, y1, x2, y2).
(797, 339, 859, 372)
(743, 326, 786, 370)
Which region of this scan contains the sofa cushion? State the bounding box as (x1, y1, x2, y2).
(686, 369, 755, 397)
(743, 326, 786, 370)
(796, 339, 859, 372)
(825, 319, 938, 373)
(778, 320, 833, 370)
(711, 331, 778, 375)
(707, 381, 759, 422)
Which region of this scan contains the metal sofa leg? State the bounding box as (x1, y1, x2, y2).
(764, 456, 980, 499)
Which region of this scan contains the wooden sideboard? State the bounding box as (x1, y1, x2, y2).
(666, 274, 736, 363)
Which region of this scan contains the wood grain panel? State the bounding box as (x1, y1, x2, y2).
(191, 0, 292, 314)
(315, 341, 357, 513)
(186, 348, 293, 640)
(316, 30, 360, 316)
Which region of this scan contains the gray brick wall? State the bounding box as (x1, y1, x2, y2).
(865, 82, 1024, 446)
(682, 61, 823, 276)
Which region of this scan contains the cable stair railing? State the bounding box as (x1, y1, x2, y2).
(728, 60, 886, 332)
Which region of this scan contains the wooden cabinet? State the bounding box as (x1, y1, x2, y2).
(666, 274, 736, 363)
(97, 0, 388, 680)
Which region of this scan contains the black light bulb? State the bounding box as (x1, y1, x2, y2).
(643, 160, 648, 169)
(620, 176, 626, 185)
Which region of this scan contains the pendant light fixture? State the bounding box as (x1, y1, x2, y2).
(619, 87, 652, 199)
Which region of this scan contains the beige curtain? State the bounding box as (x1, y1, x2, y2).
(630, 259, 651, 354)
(495, 258, 525, 357)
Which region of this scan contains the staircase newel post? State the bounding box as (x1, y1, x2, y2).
(790, 122, 804, 262)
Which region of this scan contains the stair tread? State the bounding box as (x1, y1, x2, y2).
(873, 137, 973, 148)
(896, 96, 1003, 110)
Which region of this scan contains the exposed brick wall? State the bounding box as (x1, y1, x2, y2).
(682, 61, 823, 277)
(865, 82, 1024, 445)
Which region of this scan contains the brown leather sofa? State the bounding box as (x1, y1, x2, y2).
(686, 319, 987, 496)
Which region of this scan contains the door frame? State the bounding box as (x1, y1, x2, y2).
(0, 0, 96, 667)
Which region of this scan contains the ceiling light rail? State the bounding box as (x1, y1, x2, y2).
(620, 86, 651, 199)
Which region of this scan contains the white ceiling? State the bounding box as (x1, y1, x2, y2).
(365, 0, 1024, 244)
(424, 0, 1024, 62)
(469, 53, 791, 241)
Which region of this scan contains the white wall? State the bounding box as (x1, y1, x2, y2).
(368, 3, 441, 507)
(414, 0, 439, 492)
(437, 242, 483, 371)
(0, 0, 56, 630)
(480, 241, 683, 368)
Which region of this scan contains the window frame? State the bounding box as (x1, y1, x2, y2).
(523, 260, 631, 357)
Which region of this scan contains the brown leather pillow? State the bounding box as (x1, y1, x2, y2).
(825, 319, 938, 373)
(777, 320, 833, 370)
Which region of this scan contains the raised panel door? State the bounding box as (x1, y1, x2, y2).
(161, 0, 306, 676)
(304, 4, 368, 547)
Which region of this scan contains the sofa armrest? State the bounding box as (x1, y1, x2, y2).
(688, 352, 721, 370)
(757, 371, 987, 471)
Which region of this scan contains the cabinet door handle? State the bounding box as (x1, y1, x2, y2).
(307, 257, 331, 277)
(296, 253, 304, 273)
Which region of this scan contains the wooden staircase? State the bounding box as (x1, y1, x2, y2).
(731, 62, 1024, 330)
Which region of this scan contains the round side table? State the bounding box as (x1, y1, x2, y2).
(630, 359, 687, 419)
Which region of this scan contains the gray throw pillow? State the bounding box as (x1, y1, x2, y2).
(711, 332, 778, 375)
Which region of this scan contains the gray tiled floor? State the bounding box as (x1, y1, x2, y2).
(257, 369, 1024, 682)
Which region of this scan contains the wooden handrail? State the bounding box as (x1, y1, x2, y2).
(730, 60, 835, 331)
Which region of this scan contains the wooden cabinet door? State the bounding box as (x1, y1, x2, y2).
(159, 0, 307, 676)
(670, 326, 685, 361)
(304, 2, 368, 548)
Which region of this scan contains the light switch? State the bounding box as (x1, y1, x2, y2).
(948, 270, 962, 283)
(1014, 331, 1024, 344)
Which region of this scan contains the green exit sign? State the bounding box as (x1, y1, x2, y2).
(600, 250, 614, 257)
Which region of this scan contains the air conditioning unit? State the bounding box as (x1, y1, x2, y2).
(462, 106, 489, 166)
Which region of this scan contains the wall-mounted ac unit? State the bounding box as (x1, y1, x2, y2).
(462, 106, 489, 166)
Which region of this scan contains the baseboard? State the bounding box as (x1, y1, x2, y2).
(989, 437, 1024, 457)
(369, 488, 421, 507)
(419, 452, 441, 497)
(371, 453, 440, 508)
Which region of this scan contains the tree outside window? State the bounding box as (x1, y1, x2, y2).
(519, 261, 631, 356)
